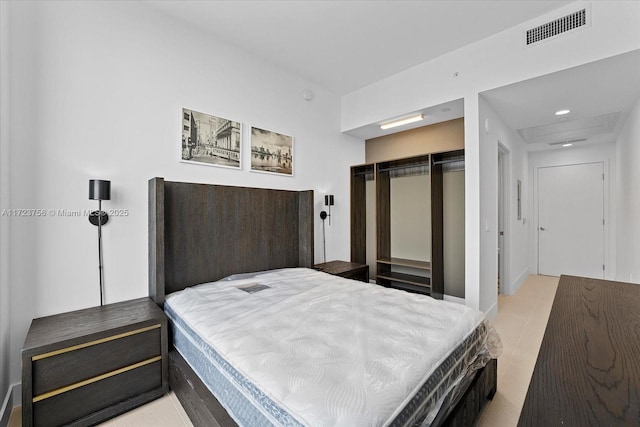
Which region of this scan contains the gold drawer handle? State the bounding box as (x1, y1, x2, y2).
(32, 324, 161, 361)
(33, 355, 162, 403)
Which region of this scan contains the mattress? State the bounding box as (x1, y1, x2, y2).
(164, 268, 494, 427)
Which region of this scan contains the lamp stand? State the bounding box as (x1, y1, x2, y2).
(320, 211, 327, 263)
(89, 179, 110, 307)
(98, 200, 104, 306)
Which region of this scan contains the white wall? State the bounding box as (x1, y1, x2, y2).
(528, 143, 616, 278)
(479, 97, 530, 296)
(615, 97, 640, 283)
(341, 1, 640, 314)
(0, 0, 13, 413)
(4, 1, 363, 389)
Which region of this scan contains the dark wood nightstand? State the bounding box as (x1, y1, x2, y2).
(22, 297, 168, 427)
(314, 260, 369, 283)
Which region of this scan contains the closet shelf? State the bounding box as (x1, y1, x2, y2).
(377, 257, 431, 271)
(376, 271, 431, 288)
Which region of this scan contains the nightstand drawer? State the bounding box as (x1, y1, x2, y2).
(33, 359, 162, 427)
(32, 324, 161, 396)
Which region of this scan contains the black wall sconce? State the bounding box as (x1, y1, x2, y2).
(322, 194, 334, 225)
(89, 179, 110, 306)
(319, 194, 334, 263)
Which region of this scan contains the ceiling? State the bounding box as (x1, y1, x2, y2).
(346, 99, 466, 140)
(147, 1, 639, 149)
(147, 0, 571, 96)
(482, 50, 640, 151)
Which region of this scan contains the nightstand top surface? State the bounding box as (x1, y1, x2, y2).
(23, 297, 164, 354)
(314, 260, 367, 275)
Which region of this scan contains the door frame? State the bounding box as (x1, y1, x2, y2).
(497, 142, 510, 294)
(533, 159, 611, 279)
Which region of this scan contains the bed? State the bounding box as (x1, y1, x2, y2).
(148, 177, 498, 426)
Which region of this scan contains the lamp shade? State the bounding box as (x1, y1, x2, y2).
(89, 180, 111, 201)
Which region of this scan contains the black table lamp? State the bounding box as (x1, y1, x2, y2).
(89, 179, 111, 305)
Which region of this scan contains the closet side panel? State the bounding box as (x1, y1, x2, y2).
(443, 169, 466, 298)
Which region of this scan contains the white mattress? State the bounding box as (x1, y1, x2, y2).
(165, 268, 488, 426)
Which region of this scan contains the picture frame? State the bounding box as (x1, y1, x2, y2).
(250, 126, 294, 176)
(181, 108, 242, 169)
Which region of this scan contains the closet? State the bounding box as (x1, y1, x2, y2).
(351, 149, 465, 299)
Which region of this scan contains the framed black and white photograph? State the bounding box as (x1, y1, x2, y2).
(250, 127, 294, 176)
(181, 108, 242, 169)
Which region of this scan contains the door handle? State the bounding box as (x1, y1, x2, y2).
(539, 227, 546, 231)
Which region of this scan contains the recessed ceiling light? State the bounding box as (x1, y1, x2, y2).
(549, 138, 587, 147)
(555, 109, 570, 116)
(441, 107, 450, 112)
(380, 114, 424, 130)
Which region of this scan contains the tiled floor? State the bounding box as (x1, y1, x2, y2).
(9, 274, 558, 427)
(100, 391, 193, 426)
(477, 274, 559, 426)
(7, 391, 193, 427)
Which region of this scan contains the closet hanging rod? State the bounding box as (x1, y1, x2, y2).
(432, 158, 465, 166)
(376, 164, 429, 173)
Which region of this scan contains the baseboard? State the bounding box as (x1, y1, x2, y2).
(505, 268, 529, 295)
(443, 294, 465, 305)
(0, 383, 19, 427)
(484, 301, 498, 320)
(0, 388, 9, 427)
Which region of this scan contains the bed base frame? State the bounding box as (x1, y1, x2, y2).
(168, 350, 236, 427)
(148, 178, 496, 426)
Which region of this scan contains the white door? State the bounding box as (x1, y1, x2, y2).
(538, 162, 604, 278)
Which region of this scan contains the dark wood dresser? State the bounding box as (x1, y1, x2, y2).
(22, 297, 168, 427)
(314, 260, 369, 283)
(518, 275, 640, 426)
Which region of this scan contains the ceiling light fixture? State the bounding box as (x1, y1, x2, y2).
(380, 114, 424, 130)
(549, 138, 587, 147)
(555, 109, 570, 116)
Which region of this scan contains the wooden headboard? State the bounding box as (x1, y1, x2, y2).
(149, 177, 314, 305)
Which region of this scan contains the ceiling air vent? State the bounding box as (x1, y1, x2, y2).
(526, 8, 587, 46)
